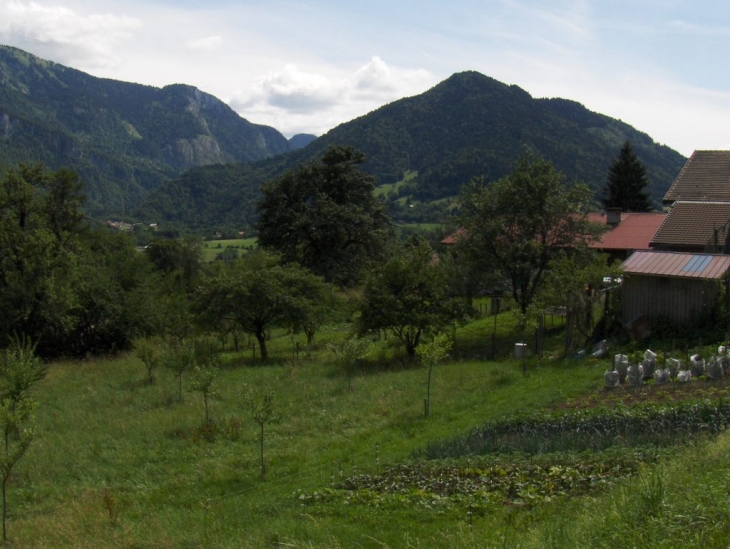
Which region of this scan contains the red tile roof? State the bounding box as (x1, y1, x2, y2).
(590, 212, 666, 251)
(441, 228, 466, 245)
(664, 150, 730, 204)
(622, 250, 730, 280)
(650, 201, 730, 249)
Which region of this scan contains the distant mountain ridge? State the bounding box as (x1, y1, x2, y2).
(140, 71, 687, 231)
(0, 45, 291, 216)
(288, 134, 318, 150)
(0, 46, 687, 230)
(307, 72, 685, 202)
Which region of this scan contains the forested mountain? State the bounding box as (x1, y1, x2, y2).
(289, 134, 318, 150)
(141, 71, 686, 231)
(0, 45, 291, 216)
(0, 45, 686, 230)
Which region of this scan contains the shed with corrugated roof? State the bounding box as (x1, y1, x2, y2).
(620, 250, 730, 326)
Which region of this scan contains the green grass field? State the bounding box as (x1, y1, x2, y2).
(374, 170, 418, 198)
(8, 312, 730, 548)
(201, 238, 258, 262)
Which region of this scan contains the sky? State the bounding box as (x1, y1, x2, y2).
(1, 0, 729, 157)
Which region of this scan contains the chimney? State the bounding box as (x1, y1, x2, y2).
(606, 208, 622, 227)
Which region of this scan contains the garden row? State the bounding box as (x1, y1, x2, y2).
(418, 397, 730, 458)
(605, 348, 730, 388)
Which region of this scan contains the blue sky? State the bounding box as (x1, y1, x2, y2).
(1, 0, 729, 156)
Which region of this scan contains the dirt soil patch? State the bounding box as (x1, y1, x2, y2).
(560, 377, 730, 410)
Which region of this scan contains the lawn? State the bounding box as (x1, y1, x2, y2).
(201, 238, 258, 262)
(8, 312, 730, 548)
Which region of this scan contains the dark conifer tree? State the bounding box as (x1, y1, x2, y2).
(601, 141, 652, 212)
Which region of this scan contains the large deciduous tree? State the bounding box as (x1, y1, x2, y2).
(0, 164, 85, 356)
(358, 239, 467, 360)
(256, 145, 392, 287)
(195, 252, 333, 362)
(458, 154, 603, 315)
(531, 248, 621, 357)
(601, 141, 652, 212)
(0, 164, 165, 357)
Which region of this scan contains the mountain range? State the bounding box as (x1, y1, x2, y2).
(1, 45, 687, 229)
(0, 45, 312, 216)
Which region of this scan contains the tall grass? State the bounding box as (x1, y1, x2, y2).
(5, 310, 729, 547)
(5, 324, 604, 547)
(516, 432, 730, 548)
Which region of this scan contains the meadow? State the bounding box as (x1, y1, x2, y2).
(201, 239, 258, 262)
(9, 312, 730, 548)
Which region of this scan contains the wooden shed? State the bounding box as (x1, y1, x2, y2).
(621, 251, 730, 325)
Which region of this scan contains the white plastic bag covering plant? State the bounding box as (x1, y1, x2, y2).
(666, 358, 681, 379)
(653, 369, 670, 384)
(690, 354, 705, 377)
(644, 349, 657, 361)
(718, 345, 727, 355)
(614, 354, 629, 383)
(627, 364, 644, 387)
(604, 370, 620, 388)
(641, 358, 656, 380)
(677, 370, 692, 382)
(707, 356, 724, 381)
(720, 355, 730, 375)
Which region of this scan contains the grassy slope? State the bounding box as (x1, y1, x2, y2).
(200, 238, 258, 262)
(9, 315, 730, 547)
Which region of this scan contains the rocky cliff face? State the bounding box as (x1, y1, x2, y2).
(168, 135, 223, 168)
(0, 45, 292, 216)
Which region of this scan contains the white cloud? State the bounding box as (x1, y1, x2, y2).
(229, 57, 436, 136)
(352, 56, 433, 100)
(0, 1, 141, 69)
(186, 35, 222, 52)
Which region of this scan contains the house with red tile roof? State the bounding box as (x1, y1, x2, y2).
(443, 211, 664, 261)
(663, 151, 730, 206)
(650, 201, 730, 254)
(588, 211, 666, 261)
(647, 151, 730, 253)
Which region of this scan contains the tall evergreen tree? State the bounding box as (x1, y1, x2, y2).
(601, 141, 652, 212)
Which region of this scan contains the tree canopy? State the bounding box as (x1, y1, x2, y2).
(358, 239, 467, 359)
(194, 252, 333, 362)
(458, 154, 604, 314)
(256, 145, 393, 287)
(0, 164, 175, 357)
(601, 141, 652, 212)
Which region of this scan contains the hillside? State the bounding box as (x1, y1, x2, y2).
(11, 312, 730, 547)
(0, 45, 291, 216)
(141, 71, 686, 231)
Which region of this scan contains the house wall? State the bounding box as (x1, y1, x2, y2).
(621, 274, 721, 325)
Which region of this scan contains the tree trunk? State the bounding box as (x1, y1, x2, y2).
(564, 311, 575, 358)
(426, 366, 433, 417)
(260, 423, 266, 477)
(255, 330, 268, 362)
(2, 476, 6, 542)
